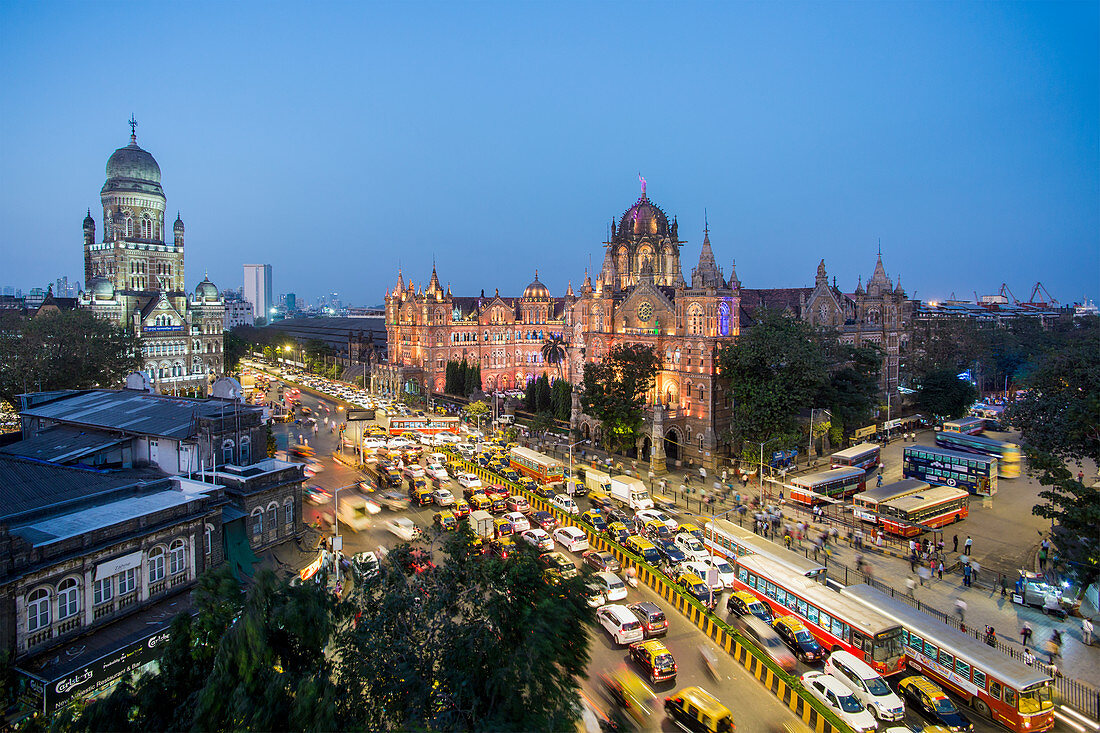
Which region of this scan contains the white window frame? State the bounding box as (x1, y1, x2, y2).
(169, 539, 186, 575)
(118, 567, 138, 595)
(27, 588, 50, 632)
(93, 577, 113, 606)
(148, 546, 166, 583)
(57, 577, 80, 620)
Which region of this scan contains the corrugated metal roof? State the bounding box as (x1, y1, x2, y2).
(0, 426, 125, 464)
(0, 454, 159, 518)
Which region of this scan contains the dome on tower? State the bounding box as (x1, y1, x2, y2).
(83, 209, 95, 229)
(619, 193, 669, 237)
(195, 276, 219, 302)
(523, 271, 551, 299)
(90, 276, 115, 301)
(102, 129, 163, 197)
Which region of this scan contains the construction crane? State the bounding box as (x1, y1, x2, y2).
(1020, 282, 1058, 308)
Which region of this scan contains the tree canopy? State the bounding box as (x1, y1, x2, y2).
(581, 343, 659, 453)
(817, 342, 883, 444)
(0, 309, 141, 402)
(913, 368, 979, 421)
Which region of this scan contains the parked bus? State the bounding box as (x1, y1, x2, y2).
(842, 584, 1054, 732)
(789, 467, 867, 506)
(851, 479, 931, 524)
(902, 445, 998, 497)
(508, 446, 564, 484)
(935, 432, 1021, 479)
(733, 555, 906, 676)
(703, 518, 827, 582)
(830, 442, 882, 473)
(379, 414, 460, 436)
(876, 486, 970, 537)
(942, 416, 985, 435)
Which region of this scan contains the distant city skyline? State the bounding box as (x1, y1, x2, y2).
(1, 2, 1096, 305)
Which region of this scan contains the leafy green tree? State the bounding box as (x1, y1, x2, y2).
(1025, 452, 1100, 583)
(913, 368, 978, 420)
(464, 360, 481, 395)
(266, 422, 278, 457)
(223, 329, 248, 373)
(334, 533, 593, 730)
(541, 334, 567, 381)
(818, 343, 882, 446)
(0, 309, 141, 402)
(262, 344, 275, 361)
(550, 378, 572, 421)
(530, 411, 556, 437)
(717, 309, 827, 451)
(531, 373, 552, 413)
(581, 344, 659, 453)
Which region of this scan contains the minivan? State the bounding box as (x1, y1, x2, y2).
(825, 650, 905, 722)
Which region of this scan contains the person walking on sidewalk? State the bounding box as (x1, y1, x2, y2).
(906, 577, 917, 597)
(1021, 622, 1033, 647)
(964, 535, 973, 554)
(1023, 647, 1035, 666)
(953, 534, 959, 553)
(963, 562, 972, 587)
(1083, 617, 1094, 646)
(955, 598, 967, 627)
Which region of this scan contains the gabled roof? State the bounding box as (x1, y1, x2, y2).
(18, 389, 262, 440)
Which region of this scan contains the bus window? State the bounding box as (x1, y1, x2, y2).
(989, 680, 1001, 700)
(748, 574, 757, 589)
(738, 567, 748, 582)
(924, 641, 938, 659)
(954, 658, 971, 680)
(820, 611, 832, 631)
(797, 598, 807, 616)
(1004, 688, 1017, 710)
(938, 650, 954, 671)
(908, 633, 924, 653)
(972, 669, 985, 688)
(807, 605, 819, 625)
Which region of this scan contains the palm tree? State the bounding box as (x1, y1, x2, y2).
(541, 334, 567, 382)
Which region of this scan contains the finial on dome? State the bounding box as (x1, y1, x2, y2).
(638, 173, 647, 197)
(128, 114, 138, 143)
(87, 208, 91, 217)
(534, 269, 539, 280)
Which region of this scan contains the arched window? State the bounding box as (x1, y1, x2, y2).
(204, 524, 213, 556)
(57, 578, 80, 620)
(169, 539, 186, 575)
(718, 302, 731, 336)
(239, 438, 251, 465)
(148, 546, 166, 583)
(141, 216, 152, 239)
(688, 304, 704, 336)
(698, 385, 704, 401)
(284, 501, 294, 526)
(222, 439, 235, 466)
(125, 216, 134, 237)
(27, 588, 50, 632)
(251, 507, 263, 536)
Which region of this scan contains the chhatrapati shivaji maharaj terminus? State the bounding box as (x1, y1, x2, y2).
(381, 181, 909, 469)
(78, 120, 225, 395)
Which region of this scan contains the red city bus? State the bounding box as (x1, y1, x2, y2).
(380, 415, 460, 436)
(942, 416, 985, 435)
(733, 555, 906, 676)
(508, 446, 564, 484)
(789, 467, 866, 506)
(843, 584, 1054, 732)
(852, 479, 931, 525)
(830, 442, 882, 472)
(703, 518, 827, 581)
(876, 486, 970, 537)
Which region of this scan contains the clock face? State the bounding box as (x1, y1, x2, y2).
(638, 301, 653, 321)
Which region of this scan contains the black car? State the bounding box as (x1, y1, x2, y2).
(535, 486, 556, 500)
(607, 508, 632, 527)
(582, 550, 621, 573)
(530, 510, 556, 532)
(899, 676, 974, 732)
(628, 601, 668, 637)
(654, 540, 689, 567)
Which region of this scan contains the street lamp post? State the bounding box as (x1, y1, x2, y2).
(567, 439, 589, 496)
(745, 437, 782, 506)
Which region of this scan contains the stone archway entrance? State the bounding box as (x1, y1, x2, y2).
(641, 436, 652, 460)
(664, 427, 681, 463)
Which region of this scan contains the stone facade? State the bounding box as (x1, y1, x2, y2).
(78, 123, 224, 395)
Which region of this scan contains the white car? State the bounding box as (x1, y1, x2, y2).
(825, 651, 906, 722)
(426, 463, 449, 481)
(456, 473, 483, 490)
(635, 509, 678, 531)
(553, 526, 589, 552)
(520, 528, 554, 551)
(585, 583, 606, 608)
(682, 561, 724, 592)
(596, 604, 645, 645)
(385, 517, 419, 542)
(387, 438, 413, 449)
(701, 556, 737, 588)
(403, 465, 426, 480)
(418, 433, 435, 446)
(593, 571, 628, 601)
(432, 488, 455, 506)
(801, 672, 879, 733)
(550, 494, 580, 515)
(503, 511, 530, 532)
(675, 533, 709, 561)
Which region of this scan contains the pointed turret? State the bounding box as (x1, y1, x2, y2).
(427, 263, 442, 299)
(815, 259, 828, 287)
(83, 209, 95, 245)
(173, 212, 184, 247)
(870, 251, 888, 285)
(855, 275, 864, 295)
(396, 269, 405, 292)
(692, 225, 721, 289)
(566, 281, 575, 298)
(582, 268, 593, 294)
(727, 259, 740, 290)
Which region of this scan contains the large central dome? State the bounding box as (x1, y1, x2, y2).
(102, 135, 163, 197)
(619, 193, 669, 237)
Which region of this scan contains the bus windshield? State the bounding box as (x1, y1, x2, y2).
(1019, 685, 1053, 713)
(872, 628, 904, 663)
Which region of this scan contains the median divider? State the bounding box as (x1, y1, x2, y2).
(442, 449, 852, 733)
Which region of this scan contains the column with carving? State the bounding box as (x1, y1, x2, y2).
(650, 400, 667, 474)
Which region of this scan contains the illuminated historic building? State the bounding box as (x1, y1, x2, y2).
(381, 182, 907, 469)
(78, 121, 224, 395)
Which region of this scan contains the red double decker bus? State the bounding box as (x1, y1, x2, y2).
(733, 555, 906, 676)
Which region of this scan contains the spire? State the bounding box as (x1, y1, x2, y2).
(396, 269, 405, 292)
(855, 275, 864, 294)
(871, 245, 888, 284)
(428, 263, 442, 296)
(128, 114, 138, 144)
(566, 280, 575, 298)
(728, 259, 740, 289)
(692, 224, 720, 288)
(582, 268, 593, 293)
(815, 259, 828, 286)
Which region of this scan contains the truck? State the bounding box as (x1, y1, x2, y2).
(470, 510, 495, 543)
(609, 475, 653, 511)
(583, 467, 612, 495)
(337, 494, 378, 532)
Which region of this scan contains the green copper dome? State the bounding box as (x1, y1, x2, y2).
(102, 136, 163, 198)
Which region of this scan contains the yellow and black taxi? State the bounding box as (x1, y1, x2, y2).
(499, 467, 521, 482)
(518, 476, 539, 492)
(664, 686, 735, 733)
(725, 590, 774, 624)
(487, 536, 516, 560)
(643, 520, 674, 543)
(772, 615, 825, 663)
(538, 551, 579, 581)
(606, 521, 632, 544)
(676, 522, 705, 542)
(624, 535, 662, 565)
(467, 492, 491, 511)
(433, 510, 458, 531)
(452, 500, 471, 519)
(629, 639, 677, 684)
(898, 676, 974, 732)
(675, 571, 713, 605)
(489, 496, 508, 514)
(581, 509, 608, 532)
(493, 516, 513, 538)
(409, 482, 433, 506)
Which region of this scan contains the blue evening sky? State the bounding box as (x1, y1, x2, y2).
(1, 1, 1096, 306)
